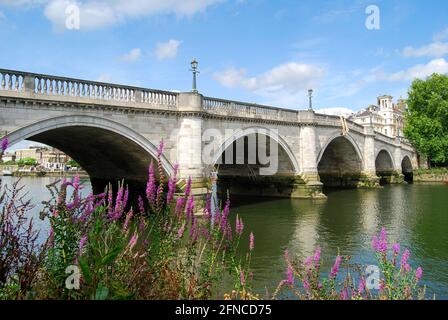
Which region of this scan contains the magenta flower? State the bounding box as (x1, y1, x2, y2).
(330, 255, 342, 278)
(240, 271, 246, 286)
(138, 196, 145, 214)
(249, 232, 255, 251)
(400, 249, 411, 272)
(167, 163, 179, 204)
(175, 197, 185, 216)
(392, 243, 401, 255)
(186, 195, 195, 220)
(1, 137, 8, 152)
(358, 278, 365, 294)
(304, 256, 312, 269)
(302, 278, 310, 291)
(285, 265, 294, 285)
(415, 267, 423, 280)
(313, 247, 321, 266)
(235, 215, 244, 236)
(123, 209, 134, 233)
(177, 222, 186, 239)
(184, 177, 192, 197)
(378, 228, 388, 253)
(78, 235, 88, 255)
(127, 233, 138, 251)
(146, 163, 156, 205)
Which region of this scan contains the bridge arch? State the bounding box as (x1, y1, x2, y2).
(6, 115, 175, 193)
(317, 133, 364, 187)
(375, 149, 395, 185)
(208, 126, 300, 197)
(401, 155, 413, 183)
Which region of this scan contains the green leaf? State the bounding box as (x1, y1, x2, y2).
(78, 257, 92, 285)
(95, 286, 109, 300)
(101, 246, 123, 265)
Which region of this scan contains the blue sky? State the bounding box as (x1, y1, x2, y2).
(1, 0, 448, 133)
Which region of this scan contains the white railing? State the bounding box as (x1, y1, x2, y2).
(0, 68, 178, 108)
(203, 97, 299, 121)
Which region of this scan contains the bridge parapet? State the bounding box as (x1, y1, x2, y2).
(203, 96, 299, 122)
(314, 113, 365, 134)
(0, 68, 178, 110)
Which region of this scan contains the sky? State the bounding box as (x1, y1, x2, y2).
(1, 0, 448, 151)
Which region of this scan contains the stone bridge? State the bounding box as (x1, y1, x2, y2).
(0, 69, 418, 198)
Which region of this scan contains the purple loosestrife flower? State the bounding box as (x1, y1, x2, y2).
(304, 256, 312, 269)
(146, 163, 156, 205)
(313, 247, 321, 267)
(392, 243, 401, 255)
(184, 177, 192, 197)
(107, 188, 113, 217)
(177, 222, 186, 239)
(378, 228, 388, 253)
(167, 163, 179, 204)
(123, 209, 134, 233)
(401, 249, 411, 273)
(127, 233, 138, 251)
(249, 232, 255, 251)
(358, 278, 366, 294)
(330, 256, 342, 278)
(138, 196, 145, 214)
(186, 195, 195, 221)
(175, 197, 185, 216)
(235, 215, 244, 236)
(1, 137, 8, 152)
(240, 271, 246, 286)
(415, 267, 423, 280)
(302, 278, 310, 291)
(78, 235, 88, 256)
(220, 200, 230, 232)
(285, 265, 294, 285)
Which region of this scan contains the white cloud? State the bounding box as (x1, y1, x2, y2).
(402, 42, 448, 58)
(433, 28, 448, 42)
(315, 107, 354, 117)
(214, 62, 325, 108)
(39, 0, 222, 30)
(154, 39, 182, 61)
(96, 74, 111, 82)
(121, 48, 142, 62)
(214, 62, 325, 93)
(386, 59, 448, 81)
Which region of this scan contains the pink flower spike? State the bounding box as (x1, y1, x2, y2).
(415, 267, 423, 280)
(249, 232, 255, 251)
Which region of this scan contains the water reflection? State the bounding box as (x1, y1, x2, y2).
(232, 185, 448, 299)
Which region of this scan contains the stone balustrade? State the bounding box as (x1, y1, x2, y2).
(0, 68, 178, 108)
(0, 68, 413, 149)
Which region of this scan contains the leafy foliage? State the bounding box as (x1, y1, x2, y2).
(404, 73, 448, 165)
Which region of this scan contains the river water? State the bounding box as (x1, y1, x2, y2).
(1, 176, 447, 299)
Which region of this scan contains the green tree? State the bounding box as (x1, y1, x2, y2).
(67, 159, 80, 168)
(404, 73, 448, 165)
(17, 157, 38, 167)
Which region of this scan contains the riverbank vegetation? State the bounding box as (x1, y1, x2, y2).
(405, 73, 448, 168)
(0, 139, 428, 300)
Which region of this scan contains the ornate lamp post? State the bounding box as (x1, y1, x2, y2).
(308, 89, 313, 111)
(190, 58, 199, 93)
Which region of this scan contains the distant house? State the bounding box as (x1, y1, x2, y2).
(348, 95, 406, 138)
(1, 153, 16, 163)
